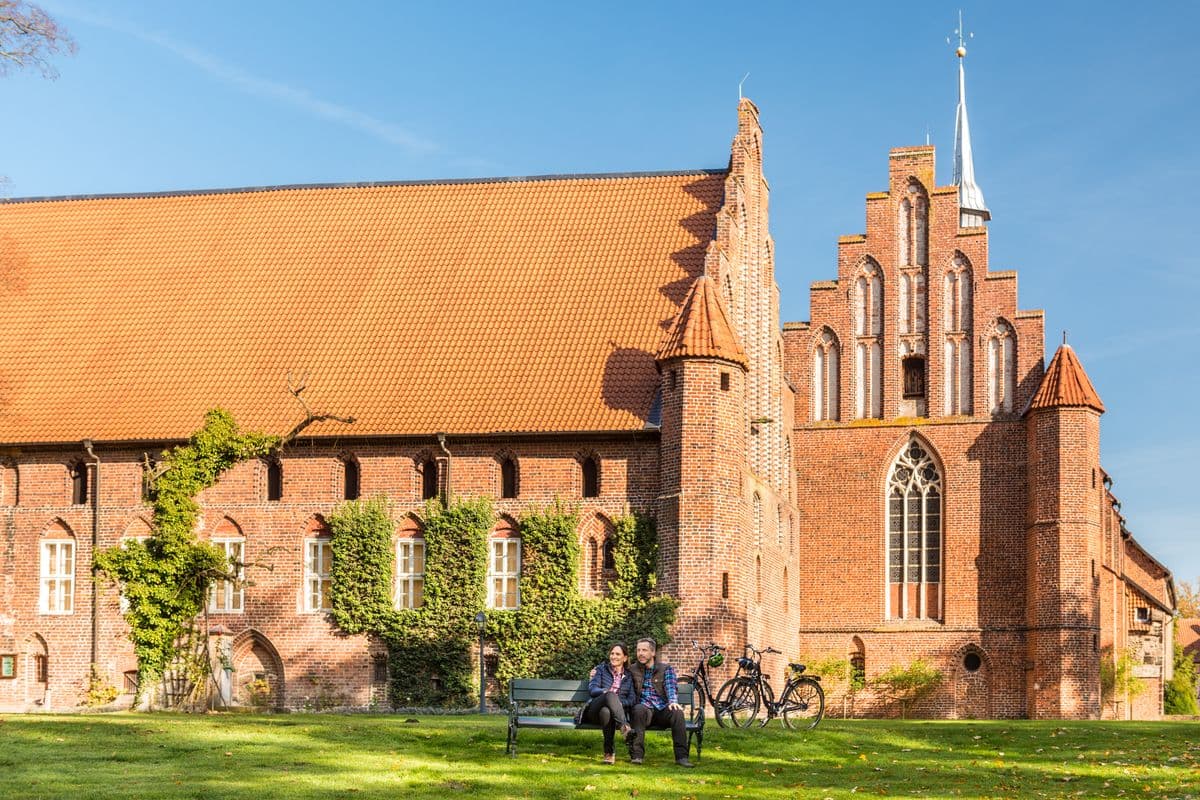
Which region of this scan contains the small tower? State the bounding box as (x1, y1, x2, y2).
(952, 15, 990, 227)
(655, 274, 749, 650)
(1025, 344, 1105, 718)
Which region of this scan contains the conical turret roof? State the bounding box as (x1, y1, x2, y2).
(656, 275, 747, 368)
(1028, 344, 1105, 413)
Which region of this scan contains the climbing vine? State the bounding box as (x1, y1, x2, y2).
(327, 497, 675, 708)
(94, 409, 277, 697)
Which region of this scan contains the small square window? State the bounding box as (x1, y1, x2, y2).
(0, 654, 15, 679)
(1134, 607, 1151, 624)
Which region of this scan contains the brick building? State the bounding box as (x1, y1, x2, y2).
(0, 53, 1174, 717)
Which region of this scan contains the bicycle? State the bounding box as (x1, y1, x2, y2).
(716, 644, 825, 730)
(677, 641, 742, 729)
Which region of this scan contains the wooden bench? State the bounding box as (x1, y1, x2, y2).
(506, 678, 704, 759)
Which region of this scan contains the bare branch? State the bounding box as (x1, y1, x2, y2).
(279, 372, 356, 447)
(0, 1, 77, 79)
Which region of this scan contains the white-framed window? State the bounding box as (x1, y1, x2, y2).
(40, 540, 75, 614)
(304, 538, 333, 612)
(488, 538, 521, 609)
(395, 538, 425, 610)
(208, 539, 245, 613)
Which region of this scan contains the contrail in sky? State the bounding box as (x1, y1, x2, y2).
(49, 4, 438, 154)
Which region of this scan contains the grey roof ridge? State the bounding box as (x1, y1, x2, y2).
(0, 168, 729, 205)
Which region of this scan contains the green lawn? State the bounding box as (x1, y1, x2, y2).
(1, 713, 1196, 799)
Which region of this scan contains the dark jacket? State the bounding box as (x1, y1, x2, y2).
(629, 660, 676, 705)
(588, 661, 636, 707)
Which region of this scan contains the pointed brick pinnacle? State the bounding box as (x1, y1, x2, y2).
(656, 275, 748, 369)
(1029, 344, 1105, 414)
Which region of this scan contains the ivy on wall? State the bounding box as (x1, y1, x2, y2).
(94, 410, 277, 695)
(327, 497, 676, 708)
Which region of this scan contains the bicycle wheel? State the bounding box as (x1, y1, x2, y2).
(717, 677, 759, 729)
(780, 677, 825, 730)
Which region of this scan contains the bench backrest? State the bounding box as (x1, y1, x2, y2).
(509, 678, 696, 706)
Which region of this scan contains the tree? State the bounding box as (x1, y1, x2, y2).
(0, 1, 75, 78)
(1163, 620, 1199, 715)
(1177, 578, 1200, 618)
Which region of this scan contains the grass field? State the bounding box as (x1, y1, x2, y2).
(1, 712, 1196, 799)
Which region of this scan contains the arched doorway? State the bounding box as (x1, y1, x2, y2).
(230, 630, 285, 710)
(953, 645, 991, 719)
(23, 633, 49, 708)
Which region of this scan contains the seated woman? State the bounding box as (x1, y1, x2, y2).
(583, 642, 636, 764)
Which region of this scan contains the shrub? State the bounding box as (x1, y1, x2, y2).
(873, 659, 942, 718)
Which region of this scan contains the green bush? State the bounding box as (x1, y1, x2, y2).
(328, 497, 676, 709)
(873, 659, 942, 718)
(1164, 622, 1200, 715)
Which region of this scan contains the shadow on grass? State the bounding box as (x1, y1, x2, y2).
(1, 715, 1196, 799)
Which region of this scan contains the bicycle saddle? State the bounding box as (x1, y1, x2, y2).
(789, 663, 806, 674)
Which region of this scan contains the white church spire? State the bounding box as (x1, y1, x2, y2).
(952, 12, 990, 226)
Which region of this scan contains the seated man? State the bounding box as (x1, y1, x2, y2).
(627, 637, 693, 768)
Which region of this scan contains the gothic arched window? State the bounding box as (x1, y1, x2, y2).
(500, 457, 518, 499)
(987, 321, 1016, 415)
(943, 257, 974, 416)
(853, 260, 883, 419)
(812, 328, 840, 421)
(886, 439, 942, 620)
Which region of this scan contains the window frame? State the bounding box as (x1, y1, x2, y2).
(208, 538, 245, 614)
(395, 537, 426, 610)
(0, 654, 15, 679)
(39, 539, 75, 615)
(304, 537, 333, 613)
(487, 537, 521, 610)
(885, 440, 943, 621)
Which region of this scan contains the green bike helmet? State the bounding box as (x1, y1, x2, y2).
(707, 652, 725, 668)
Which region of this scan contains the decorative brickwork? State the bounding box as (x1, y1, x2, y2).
(0, 100, 1173, 717)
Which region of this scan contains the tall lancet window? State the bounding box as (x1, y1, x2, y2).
(943, 257, 973, 415)
(987, 320, 1016, 415)
(812, 328, 840, 422)
(853, 261, 883, 419)
(898, 182, 929, 267)
(887, 439, 942, 621)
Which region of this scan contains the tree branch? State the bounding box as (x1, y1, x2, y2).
(278, 370, 356, 447)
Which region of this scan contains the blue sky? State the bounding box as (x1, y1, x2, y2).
(6, 2, 1199, 588)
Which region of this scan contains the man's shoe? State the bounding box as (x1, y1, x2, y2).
(603, 753, 615, 765)
(630, 756, 643, 765)
(675, 758, 695, 768)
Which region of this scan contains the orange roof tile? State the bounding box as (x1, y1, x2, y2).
(1028, 344, 1105, 414)
(0, 172, 726, 443)
(1180, 618, 1200, 657)
(655, 275, 747, 368)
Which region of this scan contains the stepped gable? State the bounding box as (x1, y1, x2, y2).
(655, 274, 747, 368)
(0, 171, 726, 443)
(1028, 344, 1105, 413)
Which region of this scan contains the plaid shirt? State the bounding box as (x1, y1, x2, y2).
(639, 663, 678, 710)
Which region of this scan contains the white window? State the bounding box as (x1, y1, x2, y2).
(40, 540, 75, 614)
(488, 538, 521, 609)
(208, 539, 245, 613)
(305, 538, 332, 612)
(395, 538, 425, 609)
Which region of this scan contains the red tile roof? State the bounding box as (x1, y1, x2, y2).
(1180, 618, 1200, 658)
(0, 172, 726, 443)
(1028, 344, 1105, 413)
(655, 275, 747, 368)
